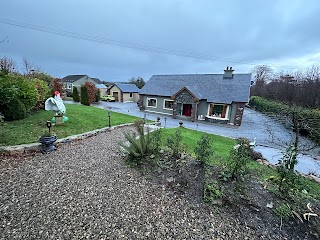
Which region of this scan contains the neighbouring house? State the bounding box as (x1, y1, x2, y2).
(61, 75, 98, 94)
(139, 67, 251, 126)
(96, 84, 108, 96)
(108, 83, 140, 102)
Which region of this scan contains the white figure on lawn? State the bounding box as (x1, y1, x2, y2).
(45, 91, 66, 115)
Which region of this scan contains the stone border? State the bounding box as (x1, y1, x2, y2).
(0, 123, 134, 156)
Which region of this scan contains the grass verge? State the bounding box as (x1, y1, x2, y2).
(0, 104, 142, 145)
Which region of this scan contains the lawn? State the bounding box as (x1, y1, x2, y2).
(0, 104, 142, 146)
(160, 127, 320, 197)
(160, 127, 236, 162)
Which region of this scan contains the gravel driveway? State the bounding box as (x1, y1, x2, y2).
(0, 126, 264, 239)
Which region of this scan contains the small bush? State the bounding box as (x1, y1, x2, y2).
(204, 181, 223, 203)
(276, 145, 299, 194)
(120, 120, 153, 164)
(30, 78, 51, 110)
(166, 128, 184, 157)
(274, 203, 292, 220)
(51, 78, 64, 96)
(227, 138, 251, 180)
(73, 87, 80, 102)
(1, 98, 26, 121)
(194, 133, 214, 165)
(80, 85, 90, 106)
(95, 89, 101, 102)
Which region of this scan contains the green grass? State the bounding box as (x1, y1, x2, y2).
(160, 127, 320, 198)
(0, 104, 142, 145)
(160, 127, 236, 163)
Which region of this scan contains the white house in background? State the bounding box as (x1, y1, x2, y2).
(61, 75, 108, 95)
(108, 83, 140, 102)
(61, 75, 97, 93)
(96, 83, 108, 96)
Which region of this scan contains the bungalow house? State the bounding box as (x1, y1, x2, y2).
(139, 67, 251, 126)
(61, 75, 98, 94)
(108, 83, 139, 102)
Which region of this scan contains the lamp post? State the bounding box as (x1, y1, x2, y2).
(143, 113, 146, 124)
(108, 111, 111, 127)
(46, 121, 52, 135)
(164, 117, 167, 128)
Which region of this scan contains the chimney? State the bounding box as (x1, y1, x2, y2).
(223, 66, 234, 79)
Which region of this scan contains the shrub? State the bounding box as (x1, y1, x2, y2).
(227, 138, 251, 180)
(274, 203, 292, 220)
(73, 87, 80, 102)
(276, 145, 299, 194)
(11, 75, 38, 111)
(95, 89, 101, 102)
(2, 98, 26, 121)
(0, 75, 18, 105)
(51, 78, 64, 96)
(166, 128, 184, 157)
(120, 120, 153, 164)
(194, 133, 214, 165)
(30, 78, 51, 110)
(204, 181, 223, 203)
(80, 85, 90, 106)
(84, 82, 98, 104)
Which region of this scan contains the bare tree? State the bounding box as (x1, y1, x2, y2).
(0, 56, 16, 75)
(252, 65, 273, 84)
(22, 57, 33, 75)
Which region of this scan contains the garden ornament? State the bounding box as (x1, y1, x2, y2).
(45, 91, 66, 115)
(45, 91, 69, 123)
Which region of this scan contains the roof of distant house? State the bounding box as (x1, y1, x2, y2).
(96, 84, 108, 89)
(92, 78, 103, 84)
(139, 74, 251, 104)
(114, 83, 140, 93)
(62, 75, 88, 82)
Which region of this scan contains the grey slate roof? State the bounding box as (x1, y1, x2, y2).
(62, 75, 87, 82)
(139, 74, 251, 104)
(92, 78, 103, 84)
(116, 83, 140, 93)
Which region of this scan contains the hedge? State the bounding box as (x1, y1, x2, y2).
(249, 96, 320, 144)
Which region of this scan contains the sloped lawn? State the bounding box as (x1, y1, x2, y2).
(0, 104, 141, 146)
(155, 128, 320, 238)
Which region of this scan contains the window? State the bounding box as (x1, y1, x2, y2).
(129, 93, 133, 97)
(67, 84, 72, 89)
(163, 99, 174, 110)
(147, 98, 157, 108)
(209, 104, 227, 118)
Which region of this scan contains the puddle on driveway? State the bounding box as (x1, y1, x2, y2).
(254, 146, 320, 176)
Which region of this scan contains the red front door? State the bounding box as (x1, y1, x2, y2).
(183, 104, 192, 116)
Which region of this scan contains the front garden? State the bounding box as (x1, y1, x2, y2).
(0, 104, 142, 146)
(121, 121, 320, 239)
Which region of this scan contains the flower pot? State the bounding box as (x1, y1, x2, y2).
(39, 135, 57, 153)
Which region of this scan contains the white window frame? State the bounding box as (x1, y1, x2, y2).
(147, 98, 157, 108)
(163, 99, 174, 110)
(206, 104, 230, 120)
(67, 84, 72, 89)
(129, 93, 133, 98)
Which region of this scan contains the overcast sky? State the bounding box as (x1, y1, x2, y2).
(0, 0, 320, 82)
